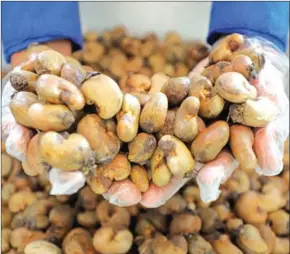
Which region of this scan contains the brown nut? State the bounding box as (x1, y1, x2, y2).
(151, 146, 172, 187)
(159, 135, 195, 177)
(198, 207, 224, 233)
(124, 56, 143, 73)
(87, 167, 112, 194)
(140, 92, 168, 133)
(2, 183, 16, 205)
(93, 226, 133, 254)
(35, 74, 85, 110)
(169, 213, 202, 235)
(2, 152, 13, 177)
(191, 121, 229, 163)
(211, 234, 243, 254)
(226, 218, 244, 233)
(235, 191, 267, 224)
(10, 70, 38, 92)
(151, 234, 187, 254)
(25, 133, 50, 176)
(24, 240, 61, 254)
(273, 237, 289, 254)
(28, 103, 75, 131)
(199, 94, 225, 119)
(268, 209, 289, 236)
(229, 96, 277, 127)
(77, 211, 99, 228)
(258, 224, 277, 254)
(62, 228, 97, 254)
(9, 91, 39, 127)
(148, 72, 170, 95)
(130, 165, 149, 192)
(183, 185, 210, 209)
(126, 73, 151, 93)
(8, 191, 37, 213)
(174, 96, 200, 142)
(40, 131, 94, 171)
(215, 72, 257, 103)
(82, 42, 105, 63)
(209, 33, 244, 63)
(34, 49, 66, 75)
(188, 234, 215, 254)
(161, 77, 190, 105)
(158, 194, 187, 215)
(128, 133, 157, 164)
(189, 74, 213, 100)
(81, 73, 123, 119)
(77, 114, 120, 163)
(230, 125, 258, 171)
(237, 224, 268, 254)
(231, 54, 257, 80)
(213, 204, 233, 222)
(2, 228, 11, 253)
(77, 186, 99, 210)
(96, 200, 130, 227)
(10, 227, 45, 252)
(157, 108, 178, 139)
(116, 94, 141, 142)
(102, 154, 131, 181)
(2, 207, 12, 227)
(223, 169, 250, 194)
(201, 61, 233, 84)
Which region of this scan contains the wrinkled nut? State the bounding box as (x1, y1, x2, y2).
(2, 152, 13, 177)
(268, 210, 289, 236)
(130, 165, 149, 192)
(2, 228, 11, 253)
(116, 94, 141, 142)
(25, 133, 50, 176)
(151, 147, 172, 187)
(174, 96, 200, 142)
(96, 200, 130, 227)
(188, 234, 215, 254)
(8, 191, 37, 213)
(161, 77, 191, 105)
(148, 72, 170, 95)
(87, 167, 112, 194)
(157, 108, 178, 139)
(209, 33, 244, 63)
(34, 49, 66, 75)
(224, 169, 250, 194)
(230, 125, 257, 171)
(40, 131, 94, 171)
(10, 70, 38, 92)
(229, 96, 277, 127)
(215, 72, 257, 103)
(140, 92, 168, 133)
(201, 61, 233, 84)
(24, 240, 61, 254)
(77, 211, 98, 228)
(189, 74, 213, 100)
(10, 227, 45, 252)
(28, 103, 75, 131)
(235, 191, 267, 224)
(35, 74, 85, 110)
(158, 194, 186, 215)
(128, 133, 157, 164)
(77, 114, 120, 163)
(237, 224, 268, 254)
(169, 213, 202, 235)
(151, 234, 188, 254)
(9, 91, 39, 127)
(102, 154, 131, 181)
(81, 73, 123, 119)
(93, 226, 133, 254)
(211, 234, 243, 254)
(231, 54, 257, 80)
(62, 228, 97, 254)
(191, 121, 229, 163)
(198, 208, 223, 234)
(158, 135, 195, 177)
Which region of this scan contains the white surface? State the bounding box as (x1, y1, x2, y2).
(1, 2, 211, 66)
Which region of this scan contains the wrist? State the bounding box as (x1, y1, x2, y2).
(11, 39, 72, 67)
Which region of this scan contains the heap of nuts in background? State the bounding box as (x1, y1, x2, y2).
(2, 140, 289, 254)
(2, 31, 289, 253)
(72, 26, 210, 80)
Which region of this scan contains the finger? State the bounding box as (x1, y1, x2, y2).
(102, 180, 142, 207)
(196, 150, 238, 203)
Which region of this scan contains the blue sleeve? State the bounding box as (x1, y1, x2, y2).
(208, 2, 289, 52)
(2, 2, 83, 63)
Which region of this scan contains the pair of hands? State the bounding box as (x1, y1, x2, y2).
(2, 35, 289, 208)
